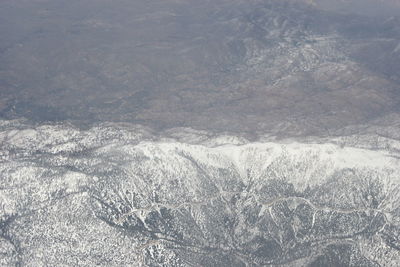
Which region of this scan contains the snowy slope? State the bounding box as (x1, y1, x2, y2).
(1, 121, 399, 266)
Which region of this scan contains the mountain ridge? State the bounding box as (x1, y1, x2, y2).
(1, 120, 399, 266)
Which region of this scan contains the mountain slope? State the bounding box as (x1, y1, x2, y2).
(1, 121, 399, 266)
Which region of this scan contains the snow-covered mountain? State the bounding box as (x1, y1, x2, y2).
(1, 0, 400, 266)
(1, 120, 399, 266)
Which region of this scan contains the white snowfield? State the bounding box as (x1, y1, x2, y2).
(0, 120, 399, 266)
(126, 139, 398, 188)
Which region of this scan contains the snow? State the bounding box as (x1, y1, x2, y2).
(63, 171, 88, 192)
(119, 139, 400, 194)
(213, 142, 394, 172)
(1, 121, 399, 266)
(1, 121, 399, 195)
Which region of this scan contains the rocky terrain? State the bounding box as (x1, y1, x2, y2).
(1, 0, 400, 266)
(1, 0, 400, 136)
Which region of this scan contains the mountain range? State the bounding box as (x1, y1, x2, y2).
(1, 0, 400, 266)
